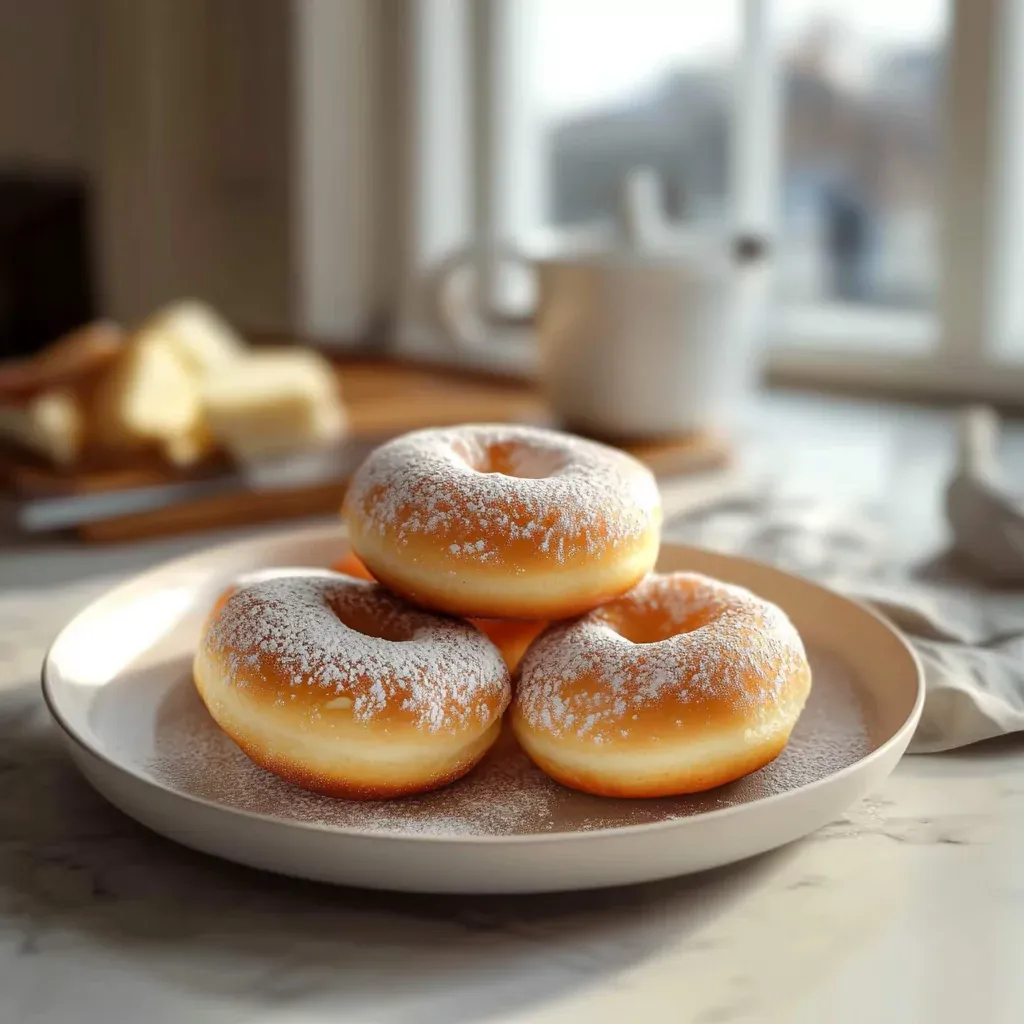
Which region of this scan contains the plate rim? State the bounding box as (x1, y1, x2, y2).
(41, 522, 925, 847)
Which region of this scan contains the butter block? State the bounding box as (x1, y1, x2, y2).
(92, 334, 202, 454)
(89, 299, 245, 465)
(140, 300, 246, 377)
(201, 348, 346, 462)
(161, 418, 216, 468)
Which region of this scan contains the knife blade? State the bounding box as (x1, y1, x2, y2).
(17, 436, 380, 533)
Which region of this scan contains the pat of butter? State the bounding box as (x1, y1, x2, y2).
(91, 300, 246, 464)
(161, 418, 216, 467)
(93, 334, 201, 450)
(144, 300, 245, 376)
(201, 348, 347, 462)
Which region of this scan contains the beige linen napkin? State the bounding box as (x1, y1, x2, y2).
(664, 441, 1024, 754)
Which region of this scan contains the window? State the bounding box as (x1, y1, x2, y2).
(776, 1, 947, 312)
(385, 0, 1024, 402)
(524, 2, 739, 231)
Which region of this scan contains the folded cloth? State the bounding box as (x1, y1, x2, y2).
(849, 581, 1024, 752)
(945, 406, 1024, 584)
(664, 482, 1024, 754)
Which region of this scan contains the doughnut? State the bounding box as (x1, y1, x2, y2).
(329, 550, 547, 671)
(206, 566, 319, 617)
(194, 572, 511, 798)
(473, 618, 548, 674)
(331, 550, 376, 581)
(511, 572, 812, 797)
(342, 424, 662, 619)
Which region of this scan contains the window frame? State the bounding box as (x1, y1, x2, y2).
(385, 0, 1024, 401)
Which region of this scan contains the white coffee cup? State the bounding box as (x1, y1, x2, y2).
(434, 171, 769, 438)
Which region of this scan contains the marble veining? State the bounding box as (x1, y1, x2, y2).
(3, 570, 1023, 1024)
(5, 394, 1024, 1024)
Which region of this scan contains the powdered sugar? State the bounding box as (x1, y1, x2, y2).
(144, 646, 865, 836)
(342, 424, 661, 565)
(516, 572, 808, 741)
(207, 574, 509, 732)
(150, 696, 562, 835)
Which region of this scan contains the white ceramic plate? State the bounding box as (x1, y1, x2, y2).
(42, 524, 923, 894)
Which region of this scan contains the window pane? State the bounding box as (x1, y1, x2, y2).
(522, 1, 740, 228)
(776, 0, 948, 309)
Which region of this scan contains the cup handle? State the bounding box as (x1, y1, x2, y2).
(432, 244, 536, 362)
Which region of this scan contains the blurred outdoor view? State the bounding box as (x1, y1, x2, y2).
(523, 0, 947, 311)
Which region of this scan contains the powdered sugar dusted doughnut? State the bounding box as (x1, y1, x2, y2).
(194, 573, 510, 798)
(511, 572, 812, 797)
(341, 424, 662, 619)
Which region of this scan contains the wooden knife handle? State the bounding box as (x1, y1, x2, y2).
(0, 321, 125, 402)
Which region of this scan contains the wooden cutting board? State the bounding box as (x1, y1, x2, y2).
(1, 358, 730, 542)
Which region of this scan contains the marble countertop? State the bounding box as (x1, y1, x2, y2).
(2, 392, 1024, 1023)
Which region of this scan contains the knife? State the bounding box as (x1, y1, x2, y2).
(17, 437, 380, 533)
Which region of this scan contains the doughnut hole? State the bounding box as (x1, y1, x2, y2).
(456, 436, 567, 480)
(327, 591, 415, 642)
(484, 440, 566, 479)
(592, 595, 721, 646)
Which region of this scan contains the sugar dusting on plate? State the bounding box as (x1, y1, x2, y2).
(145, 647, 870, 838)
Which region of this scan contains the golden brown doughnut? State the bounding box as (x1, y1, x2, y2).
(511, 572, 812, 797)
(342, 424, 662, 620)
(330, 550, 376, 581)
(471, 618, 548, 674)
(194, 572, 510, 798)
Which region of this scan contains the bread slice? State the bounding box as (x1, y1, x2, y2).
(0, 389, 84, 465)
